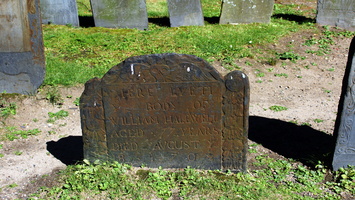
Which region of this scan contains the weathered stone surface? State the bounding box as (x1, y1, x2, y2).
(333, 37, 355, 170)
(40, 0, 79, 26)
(90, 0, 148, 30)
(316, 0, 355, 31)
(0, 0, 45, 94)
(167, 0, 204, 27)
(80, 53, 249, 171)
(219, 0, 274, 24)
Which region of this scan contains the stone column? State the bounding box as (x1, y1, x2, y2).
(0, 0, 45, 95)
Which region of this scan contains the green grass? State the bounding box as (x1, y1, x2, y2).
(32, 155, 355, 199)
(42, 1, 312, 86)
(0, 126, 41, 141)
(47, 110, 69, 123)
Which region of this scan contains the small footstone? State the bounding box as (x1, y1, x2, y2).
(90, 0, 148, 30)
(316, 0, 355, 31)
(40, 0, 79, 26)
(167, 0, 204, 27)
(219, 0, 274, 24)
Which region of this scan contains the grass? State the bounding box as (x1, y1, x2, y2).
(43, 1, 313, 86)
(32, 154, 355, 199)
(0, 126, 41, 141)
(269, 105, 288, 112)
(47, 110, 69, 123)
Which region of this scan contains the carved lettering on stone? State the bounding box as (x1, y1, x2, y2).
(80, 53, 249, 171)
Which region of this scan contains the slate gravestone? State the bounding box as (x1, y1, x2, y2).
(40, 0, 79, 26)
(0, 0, 45, 94)
(219, 0, 274, 24)
(333, 37, 355, 170)
(90, 0, 148, 30)
(80, 53, 249, 171)
(316, 0, 355, 31)
(167, 0, 204, 27)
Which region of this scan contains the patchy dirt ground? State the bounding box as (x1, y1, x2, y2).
(0, 1, 354, 199)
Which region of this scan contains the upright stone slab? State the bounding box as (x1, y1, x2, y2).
(80, 53, 249, 171)
(316, 0, 355, 31)
(167, 0, 204, 27)
(90, 0, 148, 30)
(0, 0, 45, 94)
(220, 0, 274, 24)
(40, 0, 79, 26)
(333, 37, 355, 170)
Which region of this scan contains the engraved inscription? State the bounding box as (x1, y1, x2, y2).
(0, 0, 31, 52)
(105, 81, 223, 168)
(80, 53, 249, 171)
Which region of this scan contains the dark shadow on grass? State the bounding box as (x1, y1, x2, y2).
(148, 17, 170, 27)
(204, 17, 220, 25)
(249, 116, 336, 168)
(79, 16, 95, 28)
(272, 14, 315, 24)
(47, 136, 83, 165)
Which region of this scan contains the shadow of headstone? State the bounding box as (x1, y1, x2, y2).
(47, 136, 84, 165)
(272, 14, 316, 24)
(249, 116, 335, 168)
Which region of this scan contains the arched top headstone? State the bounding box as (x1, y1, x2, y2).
(80, 53, 249, 172)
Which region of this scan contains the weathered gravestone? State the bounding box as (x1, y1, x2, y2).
(90, 0, 148, 30)
(333, 37, 355, 170)
(167, 0, 204, 27)
(0, 0, 45, 94)
(316, 0, 355, 31)
(40, 0, 79, 26)
(219, 0, 274, 24)
(80, 53, 249, 171)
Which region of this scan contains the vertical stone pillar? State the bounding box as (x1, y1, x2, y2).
(90, 0, 148, 30)
(0, 0, 45, 95)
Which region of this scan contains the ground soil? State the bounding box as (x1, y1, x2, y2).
(0, 0, 354, 199)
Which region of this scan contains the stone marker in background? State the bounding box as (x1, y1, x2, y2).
(333, 37, 355, 170)
(40, 0, 79, 26)
(90, 0, 148, 30)
(167, 0, 204, 27)
(220, 0, 274, 24)
(0, 0, 45, 94)
(80, 53, 249, 171)
(316, 0, 355, 31)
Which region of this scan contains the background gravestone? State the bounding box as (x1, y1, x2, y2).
(0, 0, 45, 94)
(316, 0, 355, 31)
(167, 0, 204, 27)
(90, 0, 148, 30)
(219, 0, 274, 24)
(40, 0, 79, 26)
(333, 37, 355, 170)
(80, 53, 249, 171)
